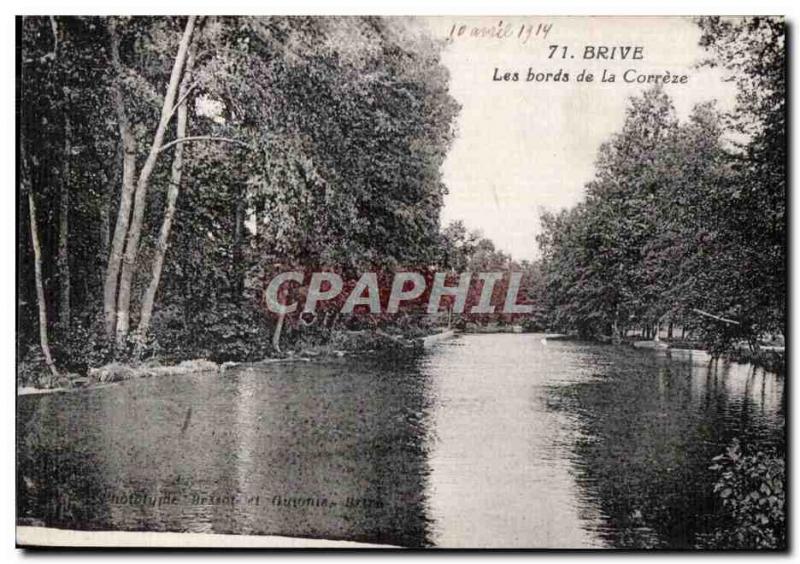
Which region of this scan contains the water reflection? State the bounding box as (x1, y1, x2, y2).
(422, 334, 602, 548)
(18, 358, 434, 547)
(17, 335, 784, 548)
(551, 344, 785, 548)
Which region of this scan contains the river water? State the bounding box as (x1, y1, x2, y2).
(17, 334, 785, 548)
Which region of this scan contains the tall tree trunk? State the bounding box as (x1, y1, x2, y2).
(28, 192, 59, 381)
(611, 304, 622, 344)
(115, 15, 196, 347)
(20, 123, 59, 381)
(272, 313, 285, 353)
(100, 142, 122, 266)
(103, 18, 139, 340)
(57, 115, 71, 332)
(135, 47, 195, 355)
(233, 191, 245, 300)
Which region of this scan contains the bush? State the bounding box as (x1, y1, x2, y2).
(700, 439, 785, 549)
(17, 346, 50, 388)
(54, 319, 114, 373)
(147, 300, 273, 363)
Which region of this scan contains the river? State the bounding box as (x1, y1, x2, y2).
(17, 334, 785, 548)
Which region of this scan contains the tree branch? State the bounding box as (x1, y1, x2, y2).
(167, 81, 199, 121)
(49, 16, 58, 58)
(692, 308, 741, 325)
(157, 135, 252, 153)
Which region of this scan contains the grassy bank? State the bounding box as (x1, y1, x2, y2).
(17, 326, 454, 393)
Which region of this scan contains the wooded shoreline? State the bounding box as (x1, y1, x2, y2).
(18, 328, 460, 395)
(18, 327, 784, 397)
(18, 17, 785, 403)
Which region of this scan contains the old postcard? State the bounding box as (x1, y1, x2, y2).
(16, 15, 786, 549)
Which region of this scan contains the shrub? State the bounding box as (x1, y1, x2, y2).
(700, 439, 785, 549)
(146, 300, 273, 363)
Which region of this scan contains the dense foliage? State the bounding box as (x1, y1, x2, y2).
(536, 17, 785, 355)
(18, 16, 785, 383)
(18, 16, 460, 374)
(700, 440, 786, 549)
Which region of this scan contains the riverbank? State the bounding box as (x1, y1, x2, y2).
(461, 323, 524, 334)
(17, 526, 398, 548)
(17, 328, 459, 396)
(723, 347, 785, 376)
(19, 329, 784, 397)
(541, 334, 785, 375)
(631, 340, 785, 375)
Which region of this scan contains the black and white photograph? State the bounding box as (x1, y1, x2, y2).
(14, 11, 787, 550)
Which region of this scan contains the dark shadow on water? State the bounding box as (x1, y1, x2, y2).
(17, 338, 786, 549)
(547, 347, 785, 549)
(17, 355, 435, 547)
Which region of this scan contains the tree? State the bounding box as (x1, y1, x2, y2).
(134, 42, 196, 355)
(536, 17, 786, 355)
(697, 17, 786, 341)
(110, 16, 197, 346)
(537, 87, 681, 339)
(18, 16, 461, 373)
(27, 192, 59, 381)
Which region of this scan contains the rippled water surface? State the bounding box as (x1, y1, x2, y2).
(17, 334, 785, 547)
